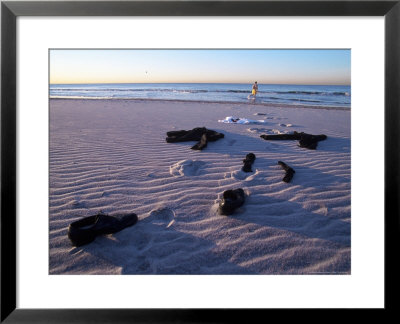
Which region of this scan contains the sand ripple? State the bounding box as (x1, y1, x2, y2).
(50, 99, 351, 274)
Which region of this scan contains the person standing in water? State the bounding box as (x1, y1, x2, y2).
(252, 81, 258, 96)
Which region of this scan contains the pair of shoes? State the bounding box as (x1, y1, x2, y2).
(218, 188, 246, 216)
(242, 153, 256, 172)
(68, 213, 138, 247)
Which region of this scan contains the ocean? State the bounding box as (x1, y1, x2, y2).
(50, 83, 351, 108)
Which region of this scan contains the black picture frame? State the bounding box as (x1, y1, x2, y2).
(1, 1, 399, 322)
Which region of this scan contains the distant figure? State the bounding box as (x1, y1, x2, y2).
(252, 81, 258, 96)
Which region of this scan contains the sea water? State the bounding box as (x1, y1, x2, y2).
(50, 83, 351, 108)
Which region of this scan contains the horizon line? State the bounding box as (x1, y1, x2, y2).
(50, 82, 351, 86)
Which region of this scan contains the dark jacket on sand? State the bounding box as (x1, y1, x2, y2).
(260, 131, 327, 150)
(166, 127, 224, 150)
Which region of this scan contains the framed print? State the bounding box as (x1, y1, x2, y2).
(1, 0, 399, 322)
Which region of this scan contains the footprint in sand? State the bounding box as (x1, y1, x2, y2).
(247, 127, 270, 134)
(148, 207, 176, 228)
(224, 169, 260, 181)
(248, 128, 291, 135)
(169, 159, 206, 177)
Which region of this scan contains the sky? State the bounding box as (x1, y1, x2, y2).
(50, 49, 350, 85)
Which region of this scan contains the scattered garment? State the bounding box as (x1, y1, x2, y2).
(218, 116, 268, 124)
(242, 153, 256, 172)
(218, 188, 246, 216)
(68, 213, 138, 247)
(166, 127, 224, 150)
(191, 133, 209, 150)
(298, 133, 327, 150)
(260, 131, 327, 150)
(278, 161, 295, 183)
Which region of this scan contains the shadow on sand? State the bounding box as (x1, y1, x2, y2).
(75, 211, 256, 275)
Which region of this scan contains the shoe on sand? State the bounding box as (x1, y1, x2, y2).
(218, 188, 245, 216)
(278, 161, 295, 183)
(242, 153, 256, 172)
(68, 213, 138, 247)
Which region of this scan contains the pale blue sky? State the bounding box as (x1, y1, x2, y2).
(50, 49, 350, 85)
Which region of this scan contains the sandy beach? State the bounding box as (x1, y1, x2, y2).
(49, 98, 350, 275)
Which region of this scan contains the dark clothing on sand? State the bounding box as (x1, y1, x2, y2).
(166, 127, 224, 150)
(260, 131, 327, 150)
(278, 161, 295, 183)
(242, 153, 256, 172)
